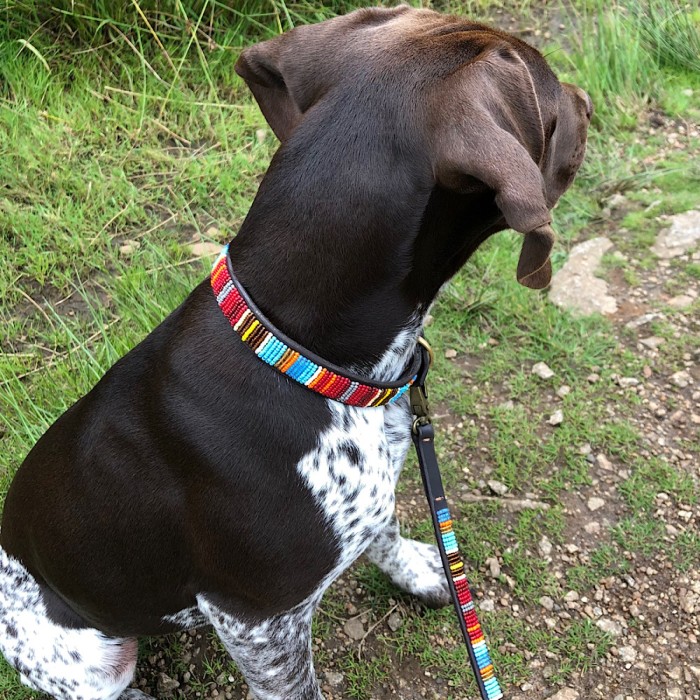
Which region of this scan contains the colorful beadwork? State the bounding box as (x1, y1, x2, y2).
(436, 506, 503, 700)
(211, 246, 416, 407)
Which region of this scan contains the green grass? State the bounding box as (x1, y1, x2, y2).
(1, 0, 700, 698)
(339, 652, 392, 700)
(567, 543, 630, 590)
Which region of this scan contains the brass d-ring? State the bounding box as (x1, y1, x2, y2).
(417, 336, 434, 368)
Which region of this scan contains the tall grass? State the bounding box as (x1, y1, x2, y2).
(567, 0, 700, 127)
(567, 0, 659, 125)
(630, 0, 700, 74)
(2, 0, 384, 47)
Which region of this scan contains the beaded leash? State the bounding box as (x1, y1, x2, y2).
(411, 340, 503, 700)
(211, 246, 502, 699)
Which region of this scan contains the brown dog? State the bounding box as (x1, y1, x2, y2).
(0, 7, 591, 700)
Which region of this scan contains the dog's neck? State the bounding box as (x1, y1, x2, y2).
(227, 109, 504, 381)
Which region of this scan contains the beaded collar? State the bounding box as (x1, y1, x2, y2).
(211, 245, 420, 407)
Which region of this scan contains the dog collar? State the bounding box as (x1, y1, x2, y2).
(211, 245, 419, 407)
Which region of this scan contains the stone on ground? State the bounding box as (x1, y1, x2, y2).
(548, 689, 579, 700)
(549, 237, 618, 316)
(532, 361, 555, 379)
(189, 241, 221, 257)
(651, 209, 700, 258)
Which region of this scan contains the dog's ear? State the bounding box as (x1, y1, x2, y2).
(235, 35, 304, 143)
(516, 224, 554, 289)
(431, 44, 556, 289)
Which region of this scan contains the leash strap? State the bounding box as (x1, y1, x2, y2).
(411, 340, 503, 700)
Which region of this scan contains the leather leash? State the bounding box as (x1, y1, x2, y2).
(410, 337, 504, 700)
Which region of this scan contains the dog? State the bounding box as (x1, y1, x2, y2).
(0, 6, 591, 699)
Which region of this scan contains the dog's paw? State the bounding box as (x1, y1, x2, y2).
(388, 538, 452, 608)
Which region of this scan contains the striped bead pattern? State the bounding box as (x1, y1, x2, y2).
(436, 507, 503, 700)
(211, 246, 415, 407)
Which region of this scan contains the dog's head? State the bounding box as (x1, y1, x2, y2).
(236, 6, 592, 291)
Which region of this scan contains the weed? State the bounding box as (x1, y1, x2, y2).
(619, 457, 697, 512)
(340, 651, 391, 699)
(567, 544, 630, 591)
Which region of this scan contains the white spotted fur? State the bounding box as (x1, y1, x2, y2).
(0, 548, 138, 700)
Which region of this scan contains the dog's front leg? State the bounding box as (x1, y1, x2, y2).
(370, 400, 451, 608)
(198, 595, 323, 700)
(365, 516, 451, 608)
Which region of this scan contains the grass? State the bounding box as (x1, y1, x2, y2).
(1, 0, 699, 698)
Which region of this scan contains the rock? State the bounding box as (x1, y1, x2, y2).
(639, 336, 666, 350)
(532, 361, 555, 379)
(651, 209, 700, 258)
(587, 497, 605, 512)
(189, 241, 221, 258)
(668, 293, 695, 309)
(666, 688, 683, 700)
(255, 128, 268, 144)
(618, 646, 637, 663)
(324, 671, 344, 688)
(486, 557, 501, 578)
(556, 385, 571, 398)
(587, 373, 600, 384)
(608, 193, 627, 209)
(157, 673, 180, 694)
(670, 370, 692, 388)
(540, 595, 555, 611)
(539, 536, 553, 557)
(625, 312, 662, 329)
(343, 617, 365, 640)
(679, 589, 697, 614)
(670, 409, 685, 425)
(549, 237, 618, 316)
(119, 239, 140, 257)
(584, 521, 601, 534)
(444, 348, 457, 359)
(548, 689, 579, 700)
(668, 666, 682, 681)
(596, 454, 613, 471)
(564, 590, 579, 603)
(387, 612, 403, 632)
(548, 410, 564, 426)
(617, 377, 639, 388)
(596, 618, 623, 636)
(480, 598, 495, 612)
(501, 498, 551, 511)
(487, 479, 509, 496)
